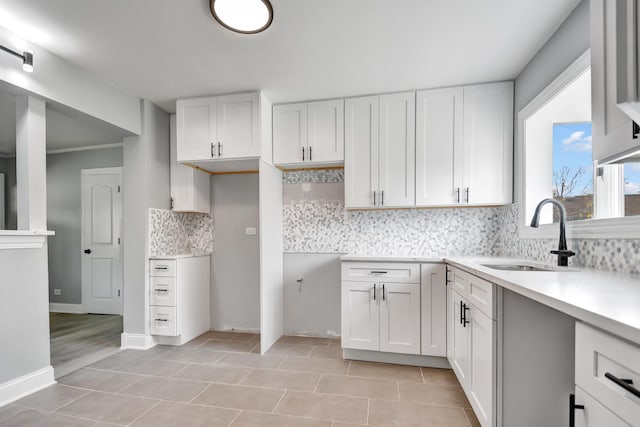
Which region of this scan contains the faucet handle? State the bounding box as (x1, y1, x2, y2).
(551, 250, 576, 257)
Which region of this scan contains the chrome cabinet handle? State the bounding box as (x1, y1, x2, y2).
(465, 187, 470, 203)
(210, 142, 214, 158)
(154, 266, 169, 270)
(456, 187, 460, 203)
(381, 190, 384, 206)
(373, 284, 376, 301)
(370, 271, 388, 274)
(373, 191, 376, 206)
(155, 318, 168, 322)
(309, 146, 312, 161)
(155, 289, 169, 293)
(218, 142, 222, 157)
(382, 284, 386, 301)
(302, 147, 305, 161)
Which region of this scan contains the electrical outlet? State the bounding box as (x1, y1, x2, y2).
(53, 289, 61, 296)
(245, 227, 257, 235)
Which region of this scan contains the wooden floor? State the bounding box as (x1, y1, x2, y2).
(50, 313, 123, 378)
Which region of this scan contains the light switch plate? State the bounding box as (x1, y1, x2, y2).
(53, 289, 61, 296)
(246, 227, 257, 235)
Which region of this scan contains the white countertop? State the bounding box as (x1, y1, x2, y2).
(149, 252, 212, 260)
(342, 254, 640, 345)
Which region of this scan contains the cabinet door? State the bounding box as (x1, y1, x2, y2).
(273, 103, 308, 165)
(345, 96, 379, 208)
(421, 263, 447, 357)
(468, 307, 495, 427)
(574, 387, 629, 427)
(378, 92, 416, 207)
(216, 92, 260, 159)
(591, 0, 640, 163)
(341, 281, 379, 351)
(308, 99, 344, 163)
(449, 290, 470, 388)
(170, 115, 210, 213)
(379, 283, 421, 354)
(416, 87, 463, 206)
(462, 82, 513, 205)
(176, 97, 217, 161)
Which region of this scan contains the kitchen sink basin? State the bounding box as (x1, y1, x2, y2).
(481, 264, 554, 272)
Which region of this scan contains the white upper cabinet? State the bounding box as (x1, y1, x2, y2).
(591, 0, 640, 164)
(216, 93, 260, 159)
(176, 92, 262, 163)
(416, 87, 463, 205)
(416, 82, 513, 207)
(273, 103, 308, 164)
(170, 115, 210, 213)
(345, 92, 415, 208)
(273, 99, 344, 167)
(462, 82, 513, 205)
(177, 96, 217, 161)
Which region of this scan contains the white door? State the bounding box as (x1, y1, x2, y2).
(378, 92, 416, 207)
(217, 92, 259, 159)
(416, 87, 463, 206)
(449, 290, 470, 387)
(341, 281, 379, 351)
(176, 96, 217, 161)
(468, 306, 495, 427)
(421, 263, 447, 357)
(308, 99, 344, 163)
(81, 168, 123, 315)
(345, 96, 379, 208)
(462, 82, 513, 205)
(379, 282, 421, 355)
(273, 103, 308, 165)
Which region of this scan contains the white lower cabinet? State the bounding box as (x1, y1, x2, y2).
(447, 266, 496, 427)
(149, 255, 211, 345)
(574, 322, 640, 426)
(341, 262, 421, 355)
(421, 263, 447, 357)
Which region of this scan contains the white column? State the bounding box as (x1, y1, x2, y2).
(16, 96, 47, 231)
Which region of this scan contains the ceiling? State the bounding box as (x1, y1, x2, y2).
(0, 0, 581, 113)
(0, 87, 130, 155)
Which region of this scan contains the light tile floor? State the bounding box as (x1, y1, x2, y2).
(1, 332, 480, 427)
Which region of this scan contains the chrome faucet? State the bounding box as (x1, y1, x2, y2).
(530, 198, 576, 267)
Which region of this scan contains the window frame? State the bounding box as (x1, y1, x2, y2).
(517, 49, 640, 239)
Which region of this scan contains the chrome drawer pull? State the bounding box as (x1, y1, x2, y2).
(155, 318, 169, 322)
(154, 266, 169, 270)
(605, 372, 640, 398)
(370, 271, 388, 274)
(155, 289, 169, 293)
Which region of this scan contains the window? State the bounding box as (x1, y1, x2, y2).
(519, 51, 640, 238)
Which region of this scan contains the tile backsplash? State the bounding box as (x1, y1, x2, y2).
(149, 208, 214, 256)
(283, 169, 640, 274)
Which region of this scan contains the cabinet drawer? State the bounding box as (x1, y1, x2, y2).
(150, 277, 177, 306)
(576, 322, 640, 425)
(150, 259, 177, 277)
(448, 266, 469, 296)
(341, 262, 420, 283)
(467, 274, 495, 319)
(150, 306, 178, 336)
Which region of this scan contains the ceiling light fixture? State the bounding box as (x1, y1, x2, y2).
(210, 0, 273, 34)
(0, 44, 33, 72)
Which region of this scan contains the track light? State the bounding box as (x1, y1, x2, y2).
(0, 44, 34, 72)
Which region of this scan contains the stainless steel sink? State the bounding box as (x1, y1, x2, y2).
(481, 264, 554, 272)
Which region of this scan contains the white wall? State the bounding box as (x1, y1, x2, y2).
(0, 25, 141, 135)
(122, 100, 170, 340)
(47, 147, 123, 304)
(514, 0, 590, 113)
(0, 246, 52, 387)
(283, 253, 342, 337)
(210, 173, 260, 331)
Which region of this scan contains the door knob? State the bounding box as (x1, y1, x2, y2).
(84, 249, 92, 254)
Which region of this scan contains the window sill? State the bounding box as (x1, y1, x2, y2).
(0, 230, 55, 249)
(519, 216, 640, 240)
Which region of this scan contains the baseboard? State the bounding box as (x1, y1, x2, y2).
(343, 349, 451, 369)
(121, 333, 155, 350)
(49, 303, 86, 314)
(0, 366, 55, 407)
